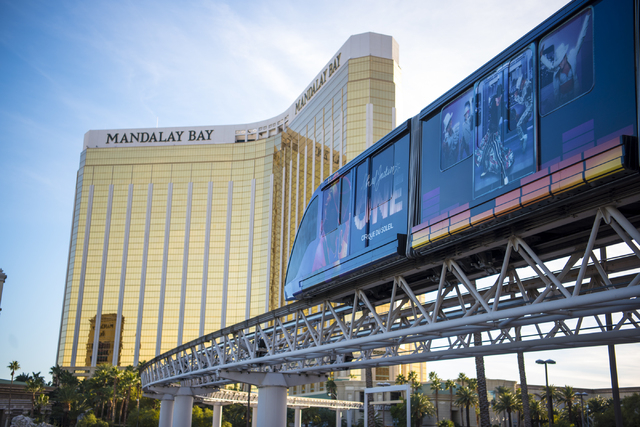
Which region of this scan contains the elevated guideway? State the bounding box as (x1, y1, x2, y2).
(141, 198, 640, 427)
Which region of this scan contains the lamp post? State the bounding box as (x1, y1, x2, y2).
(576, 392, 588, 427)
(536, 359, 556, 427)
(0, 268, 7, 312)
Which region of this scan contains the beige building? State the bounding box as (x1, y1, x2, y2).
(57, 33, 401, 376)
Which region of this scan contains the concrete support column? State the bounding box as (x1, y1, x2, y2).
(336, 409, 342, 427)
(251, 406, 258, 427)
(172, 387, 194, 427)
(257, 386, 287, 427)
(159, 394, 175, 427)
(295, 407, 302, 427)
(347, 409, 352, 427)
(212, 404, 222, 427)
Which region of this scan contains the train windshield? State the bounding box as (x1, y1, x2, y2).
(284, 196, 318, 288)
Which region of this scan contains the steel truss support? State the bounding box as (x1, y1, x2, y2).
(142, 206, 640, 392)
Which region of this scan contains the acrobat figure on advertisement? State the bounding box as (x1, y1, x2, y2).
(442, 112, 461, 167)
(540, 10, 591, 106)
(514, 76, 533, 151)
(460, 99, 473, 159)
(475, 84, 514, 185)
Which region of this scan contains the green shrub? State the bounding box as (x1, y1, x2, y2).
(77, 412, 109, 427)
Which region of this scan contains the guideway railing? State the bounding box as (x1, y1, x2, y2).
(141, 204, 640, 390)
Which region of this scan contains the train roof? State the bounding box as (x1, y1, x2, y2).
(419, 0, 592, 120)
(313, 0, 594, 194)
(315, 117, 411, 192)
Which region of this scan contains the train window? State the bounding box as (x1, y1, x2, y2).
(321, 181, 340, 236)
(474, 66, 509, 197)
(390, 135, 410, 216)
(351, 161, 369, 253)
(284, 197, 318, 287)
(340, 174, 352, 226)
(474, 45, 537, 199)
(370, 145, 394, 225)
(508, 50, 534, 138)
(440, 87, 475, 171)
(539, 7, 593, 115)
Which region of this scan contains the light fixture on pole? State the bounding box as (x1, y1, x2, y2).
(536, 359, 556, 427)
(576, 392, 588, 427)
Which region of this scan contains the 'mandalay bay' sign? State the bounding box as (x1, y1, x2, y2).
(294, 53, 342, 115)
(83, 125, 230, 149)
(105, 129, 213, 144)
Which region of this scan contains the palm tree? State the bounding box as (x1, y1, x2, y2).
(15, 372, 31, 382)
(6, 360, 20, 427)
(457, 373, 469, 388)
(25, 377, 45, 416)
(444, 379, 457, 421)
(119, 366, 140, 425)
(34, 393, 50, 421)
(366, 367, 375, 427)
(110, 366, 122, 424)
(455, 386, 478, 427)
(528, 395, 545, 427)
(467, 378, 480, 427)
(517, 352, 532, 427)
(391, 393, 435, 427)
(474, 331, 491, 427)
(407, 371, 421, 392)
(540, 385, 558, 414)
(429, 371, 443, 422)
(556, 385, 577, 424)
(493, 390, 520, 427)
(57, 384, 78, 427)
(50, 365, 65, 388)
(395, 373, 407, 386)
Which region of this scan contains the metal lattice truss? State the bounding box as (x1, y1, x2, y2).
(196, 389, 362, 410)
(142, 206, 640, 390)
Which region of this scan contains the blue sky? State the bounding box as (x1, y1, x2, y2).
(1, 0, 638, 389)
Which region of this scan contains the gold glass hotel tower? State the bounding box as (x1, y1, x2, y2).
(57, 33, 401, 373)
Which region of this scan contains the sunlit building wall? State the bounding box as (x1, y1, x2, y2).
(57, 32, 401, 374)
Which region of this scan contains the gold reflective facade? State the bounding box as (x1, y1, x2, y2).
(57, 39, 400, 374)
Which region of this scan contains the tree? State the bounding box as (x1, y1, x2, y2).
(119, 366, 140, 425)
(540, 385, 558, 415)
(444, 379, 457, 421)
(493, 390, 520, 427)
(326, 376, 338, 399)
(391, 393, 435, 427)
(556, 386, 576, 425)
(474, 332, 491, 427)
(457, 373, 469, 388)
(25, 377, 45, 416)
(592, 393, 640, 427)
(15, 372, 31, 382)
(454, 386, 478, 427)
(34, 393, 50, 422)
(407, 371, 422, 392)
(429, 371, 443, 422)
(6, 360, 20, 427)
(517, 352, 533, 427)
(366, 367, 375, 427)
(586, 395, 610, 417)
(50, 365, 65, 388)
(56, 384, 79, 427)
(528, 395, 545, 427)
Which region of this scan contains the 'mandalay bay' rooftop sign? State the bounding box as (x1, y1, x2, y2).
(294, 53, 341, 115)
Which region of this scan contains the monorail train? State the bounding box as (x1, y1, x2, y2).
(284, 0, 640, 301)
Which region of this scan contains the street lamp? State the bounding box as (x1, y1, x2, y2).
(576, 392, 588, 427)
(0, 268, 7, 312)
(536, 359, 556, 427)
